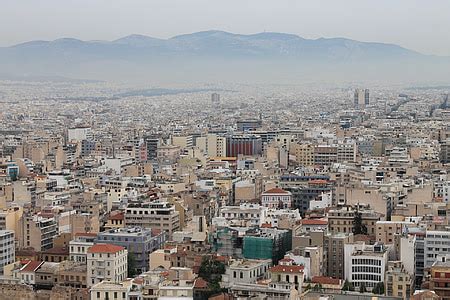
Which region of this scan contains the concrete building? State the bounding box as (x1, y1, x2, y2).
(425, 230, 450, 268)
(222, 259, 272, 287)
(376, 221, 414, 245)
(261, 188, 292, 209)
(90, 280, 133, 300)
(96, 227, 166, 273)
(344, 242, 389, 291)
(67, 127, 93, 142)
(429, 260, 450, 300)
(69, 232, 96, 263)
(124, 201, 180, 237)
(196, 134, 226, 158)
(87, 244, 128, 287)
(385, 261, 413, 299)
(0, 230, 15, 275)
(354, 89, 370, 107)
(226, 135, 262, 157)
(324, 232, 354, 279)
(328, 207, 380, 236)
(17, 215, 58, 251)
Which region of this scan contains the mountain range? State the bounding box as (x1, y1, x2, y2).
(0, 30, 448, 84)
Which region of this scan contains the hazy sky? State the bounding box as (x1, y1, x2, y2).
(2, 0, 449, 56)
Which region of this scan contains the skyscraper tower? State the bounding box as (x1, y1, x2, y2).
(211, 93, 220, 106)
(354, 89, 370, 107)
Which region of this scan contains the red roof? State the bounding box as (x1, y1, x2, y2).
(301, 219, 328, 225)
(269, 265, 304, 273)
(21, 261, 43, 272)
(87, 244, 125, 254)
(194, 277, 209, 289)
(263, 188, 289, 194)
(312, 276, 341, 285)
(109, 212, 124, 221)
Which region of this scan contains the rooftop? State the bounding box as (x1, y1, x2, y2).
(87, 244, 125, 254)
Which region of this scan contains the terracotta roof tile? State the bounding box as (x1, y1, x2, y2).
(87, 244, 125, 254)
(21, 261, 43, 272)
(263, 188, 289, 194)
(269, 265, 304, 273)
(301, 219, 328, 225)
(312, 276, 341, 285)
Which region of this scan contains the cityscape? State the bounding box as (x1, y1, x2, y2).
(1, 1, 450, 300)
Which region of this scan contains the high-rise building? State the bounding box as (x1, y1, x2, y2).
(144, 136, 160, 161)
(211, 93, 220, 105)
(354, 89, 370, 107)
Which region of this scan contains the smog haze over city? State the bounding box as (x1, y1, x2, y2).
(0, 1, 450, 300)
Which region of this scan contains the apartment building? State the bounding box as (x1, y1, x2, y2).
(124, 201, 180, 237)
(87, 244, 128, 287)
(96, 227, 166, 273)
(0, 230, 15, 275)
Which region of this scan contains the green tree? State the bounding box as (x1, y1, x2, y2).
(313, 283, 322, 292)
(198, 256, 226, 283)
(352, 211, 368, 235)
(127, 253, 137, 278)
(305, 283, 312, 291)
(359, 283, 367, 293)
(372, 282, 385, 295)
(342, 279, 355, 292)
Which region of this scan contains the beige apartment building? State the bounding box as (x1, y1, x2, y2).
(385, 261, 413, 299)
(376, 221, 415, 244)
(291, 143, 314, 167)
(87, 244, 128, 287)
(17, 215, 58, 251)
(0, 206, 23, 232)
(124, 201, 180, 237)
(328, 207, 381, 236)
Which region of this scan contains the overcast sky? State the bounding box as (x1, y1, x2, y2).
(1, 0, 449, 56)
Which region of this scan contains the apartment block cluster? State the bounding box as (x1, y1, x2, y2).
(0, 83, 449, 300)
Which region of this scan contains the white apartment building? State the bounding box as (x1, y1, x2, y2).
(87, 244, 128, 287)
(424, 230, 450, 268)
(222, 259, 272, 287)
(217, 203, 268, 227)
(68, 127, 93, 142)
(344, 243, 389, 291)
(0, 230, 15, 275)
(261, 188, 292, 209)
(69, 233, 96, 263)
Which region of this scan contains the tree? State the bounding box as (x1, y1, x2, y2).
(198, 256, 226, 284)
(359, 283, 367, 293)
(372, 282, 385, 295)
(127, 253, 137, 278)
(352, 211, 368, 235)
(305, 283, 312, 291)
(198, 256, 226, 297)
(342, 279, 355, 292)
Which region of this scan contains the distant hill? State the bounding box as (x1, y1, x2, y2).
(0, 30, 448, 84)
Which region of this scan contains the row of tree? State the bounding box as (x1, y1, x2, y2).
(342, 280, 385, 294)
